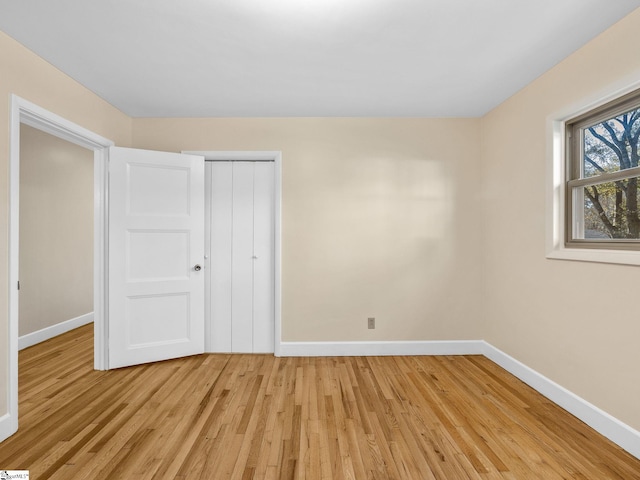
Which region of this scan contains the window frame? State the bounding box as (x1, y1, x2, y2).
(564, 89, 640, 250)
(546, 79, 640, 266)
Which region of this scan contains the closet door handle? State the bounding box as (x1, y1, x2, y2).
(194, 264, 202, 271)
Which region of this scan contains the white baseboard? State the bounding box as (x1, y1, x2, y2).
(278, 340, 485, 357)
(482, 341, 640, 460)
(19, 312, 94, 351)
(0, 412, 17, 443)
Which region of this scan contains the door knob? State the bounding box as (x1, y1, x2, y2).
(194, 264, 202, 271)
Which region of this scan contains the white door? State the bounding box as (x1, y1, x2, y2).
(109, 147, 205, 369)
(251, 162, 276, 351)
(207, 161, 274, 353)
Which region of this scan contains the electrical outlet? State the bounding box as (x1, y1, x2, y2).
(368, 317, 375, 329)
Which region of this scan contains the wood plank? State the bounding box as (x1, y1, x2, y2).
(1, 325, 639, 479)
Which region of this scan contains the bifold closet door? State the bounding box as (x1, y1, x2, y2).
(209, 161, 274, 353)
(209, 162, 233, 352)
(251, 162, 275, 352)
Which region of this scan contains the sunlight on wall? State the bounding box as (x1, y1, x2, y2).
(288, 152, 458, 340)
(363, 156, 452, 238)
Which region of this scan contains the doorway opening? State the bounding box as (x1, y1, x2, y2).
(5, 95, 113, 441)
(18, 125, 94, 351)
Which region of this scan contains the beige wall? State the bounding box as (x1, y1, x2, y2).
(133, 118, 483, 342)
(19, 125, 94, 337)
(480, 9, 640, 431)
(0, 31, 132, 414)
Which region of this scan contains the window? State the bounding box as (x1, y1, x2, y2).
(566, 90, 640, 250)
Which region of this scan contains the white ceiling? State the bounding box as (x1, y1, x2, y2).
(1, 0, 639, 117)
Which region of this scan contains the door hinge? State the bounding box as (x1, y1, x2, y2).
(17, 280, 20, 290)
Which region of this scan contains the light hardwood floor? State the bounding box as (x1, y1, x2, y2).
(1, 324, 639, 479)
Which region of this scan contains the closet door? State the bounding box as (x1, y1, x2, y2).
(209, 162, 233, 352)
(208, 161, 274, 353)
(252, 162, 275, 353)
(231, 162, 255, 352)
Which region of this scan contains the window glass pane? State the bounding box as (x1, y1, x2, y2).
(580, 176, 640, 239)
(583, 107, 640, 178)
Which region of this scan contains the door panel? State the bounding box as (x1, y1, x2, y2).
(253, 162, 275, 352)
(231, 162, 255, 352)
(127, 163, 191, 215)
(127, 293, 190, 345)
(127, 230, 190, 281)
(109, 146, 205, 369)
(209, 162, 233, 351)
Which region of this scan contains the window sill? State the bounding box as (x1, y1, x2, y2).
(546, 246, 640, 266)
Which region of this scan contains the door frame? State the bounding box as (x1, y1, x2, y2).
(184, 151, 282, 356)
(5, 95, 112, 439)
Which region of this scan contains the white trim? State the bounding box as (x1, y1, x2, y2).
(185, 150, 281, 162)
(279, 340, 485, 357)
(0, 414, 12, 443)
(546, 75, 640, 266)
(274, 155, 282, 357)
(482, 342, 640, 460)
(18, 313, 94, 351)
(203, 163, 213, 352)
(7, 96, 21, 440)
(546, 245, 640, 265)
(183, 150, 283, 356)
(6, 95, 113, 443)
(93, 146, 110, 370)
(19, 105, 112, 150)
